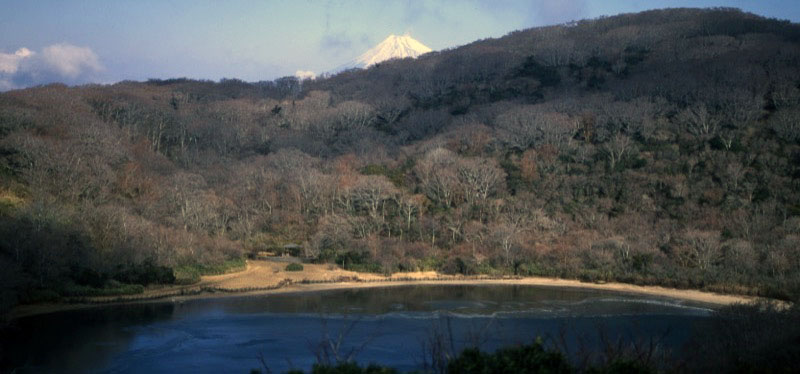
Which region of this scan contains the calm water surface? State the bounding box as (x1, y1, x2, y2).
(2, 285, 715, 373)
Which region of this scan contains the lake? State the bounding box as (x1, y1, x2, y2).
(1, 285, 715, 373)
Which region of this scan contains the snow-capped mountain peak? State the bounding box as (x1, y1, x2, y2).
(337, 33, 432, 71)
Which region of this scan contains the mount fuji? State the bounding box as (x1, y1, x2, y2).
(335, 33, 432, 72)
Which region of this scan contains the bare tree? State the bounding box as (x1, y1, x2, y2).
(495, 106, 576, 150)
(768, 80, 800, 110)
(457, 156, 506, 208)
(309, 214, 352, 260)
(351, 175, 398, 221)
(491, 207, 530, 268)
(295, 169, 332, 218)
(399, 194, 425, 235)
(677, 103, 719, 138)
(333, 101, 375, 131)
(601, 133, 633, 170)
(415, 148, 460, 207)
(463, 220, 488, 262)
(770, 108, 800, 143)
(676, 230, 723, 271)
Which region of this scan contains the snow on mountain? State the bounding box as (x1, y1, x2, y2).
(335, 33, 432, 72)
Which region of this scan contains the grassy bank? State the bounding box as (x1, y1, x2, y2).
(174, 258, 247, 285)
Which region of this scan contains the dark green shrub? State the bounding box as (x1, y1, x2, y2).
(19, 289, 61, 304)
(72, 267, 108, 288)
(114, 261, 176, 285)
(286, 263, 304, 272)
(61, 283, 144, 297)
(334, 250, 383, 273)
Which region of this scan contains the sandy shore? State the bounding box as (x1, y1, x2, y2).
(7, 259, 761, 320)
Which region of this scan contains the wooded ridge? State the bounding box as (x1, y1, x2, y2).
(1, 8, 799, 315)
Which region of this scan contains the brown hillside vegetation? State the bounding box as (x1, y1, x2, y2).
(1, 8, 800, 315)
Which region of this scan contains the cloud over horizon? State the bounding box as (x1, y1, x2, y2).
(0, 43, 103, 91)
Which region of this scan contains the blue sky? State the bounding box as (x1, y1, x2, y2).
(1, 0, 799, 90)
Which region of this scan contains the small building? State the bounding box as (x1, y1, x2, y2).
(281, 243, 303, 257)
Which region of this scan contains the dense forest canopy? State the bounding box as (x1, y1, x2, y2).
(1, 8, 800, 313)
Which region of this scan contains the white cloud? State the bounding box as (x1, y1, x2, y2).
(0, 43, 103, 91)
(40, 43, 102, 78)
(0, 48, 34, 74)
(295, 70, 316, 80)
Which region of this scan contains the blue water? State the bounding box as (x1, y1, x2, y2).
(2, 285, 715, 373)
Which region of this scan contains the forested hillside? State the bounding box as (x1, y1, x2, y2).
(2, 8, 799, 313)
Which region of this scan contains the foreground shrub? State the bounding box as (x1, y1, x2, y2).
(685, 301, 800, 373)
(286, 363, 397, 374)
(448, 341, 572, 374)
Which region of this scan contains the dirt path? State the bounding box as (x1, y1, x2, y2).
(8, 259, 766, 320)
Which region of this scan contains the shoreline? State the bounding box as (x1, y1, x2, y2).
(7, 274, 760, 321)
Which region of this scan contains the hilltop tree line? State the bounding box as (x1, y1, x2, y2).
(1, 8, 800, 313)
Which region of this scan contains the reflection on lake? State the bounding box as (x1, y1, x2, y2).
(2, 285, 715, 373)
